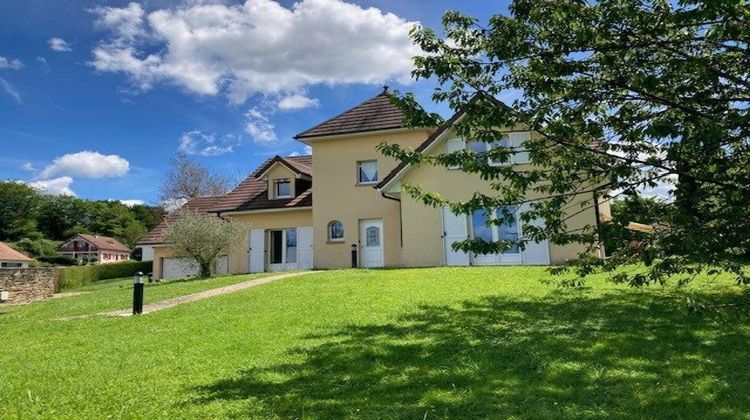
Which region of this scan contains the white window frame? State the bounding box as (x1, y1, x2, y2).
(357, 160, 379, 185)
(464, 132, 531, 166)
(469, 206, 521, 255)
(274, 179, 292, 199)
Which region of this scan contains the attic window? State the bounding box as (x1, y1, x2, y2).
(274, 179, 292, 199)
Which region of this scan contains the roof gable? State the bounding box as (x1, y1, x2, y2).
(69, 234, 131, 253)
(253, 155, 312, 179)
(294, 88, 407, 140)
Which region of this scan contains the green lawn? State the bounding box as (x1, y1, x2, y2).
(0, 267, 748, 419)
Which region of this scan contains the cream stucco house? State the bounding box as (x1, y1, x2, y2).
(140, 89, 609, 279)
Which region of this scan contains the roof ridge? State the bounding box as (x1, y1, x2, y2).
(294, 90, 398, 140)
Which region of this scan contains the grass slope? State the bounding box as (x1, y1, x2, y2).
(0, 267, 748, 419)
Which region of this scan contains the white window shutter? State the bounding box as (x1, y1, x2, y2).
(445, 138, 466, 169)
(511, 132, 531, 164)
(518, 203, 550, 265)
(249, 229, 265, 273)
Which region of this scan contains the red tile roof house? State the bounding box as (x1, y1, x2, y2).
(57, 234, 131, 265)
(0, 242, 33, 269)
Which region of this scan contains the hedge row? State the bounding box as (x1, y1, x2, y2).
(57, 260, 152, 291)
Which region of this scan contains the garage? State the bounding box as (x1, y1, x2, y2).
(161, 256, 228, 280)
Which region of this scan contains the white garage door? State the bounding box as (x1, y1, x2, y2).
(162, 256, 228, 280)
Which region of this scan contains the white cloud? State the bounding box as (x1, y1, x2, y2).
(89, 0, 419, 103)
(0, 56, 23, 103)
(638, 174, 676, 201)
(40, 151, 130, 179)
(0, 78, 21, 103)
(304, 145, 312, 155)
(179, 130, 242, 156)
(244, 107, 277, 143)
(0, 56, 23, 70)
(28, 176, 76, 196)
(119, 199, 145, 207)
(48, 37, 73, 52)
(288, 151, 301, 157)
(21, 162, 35, 171)
(278, 94, 319, 110)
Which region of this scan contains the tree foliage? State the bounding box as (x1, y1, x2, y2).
(380, 0, 750, 285)
(0, 181, 164, 249)
(164, 212, 246, 279)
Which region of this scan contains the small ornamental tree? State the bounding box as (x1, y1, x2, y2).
(379, 0, 750, 286)
(164, 212, 246, 279)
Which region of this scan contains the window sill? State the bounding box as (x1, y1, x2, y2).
(273, 195, 293, 200)
(356, 182, 379, 187)
(326, 240, 346, 244)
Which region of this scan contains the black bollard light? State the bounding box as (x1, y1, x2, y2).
(133, 271, 144, 315)
(351, 244, 358, 268)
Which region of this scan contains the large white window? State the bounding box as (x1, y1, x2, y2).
(328, 220, 344, 242)
(357, 160, 378, 184)
(450, 132, 531, 166)
(470, 206, 520, 254)
(274, 179, 292, 198)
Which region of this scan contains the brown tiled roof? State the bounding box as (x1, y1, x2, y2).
(233, 187, 312, 212)
(294, 89, 407, 139)
(252, 155, 312, 178)
(213, 155, 312, 212)
(0, 242, 32, 262)
(136, 197, 225, 245)
(139, 156, 314, 245)
(74, 234, 131, 253)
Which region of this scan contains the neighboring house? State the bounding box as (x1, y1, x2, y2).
(57, 234, 131, 264)
(140, 88, 610, 279)
(136, 197, 231, 279)
(0, 242, 32, 269)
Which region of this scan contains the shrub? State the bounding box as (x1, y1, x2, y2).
(37, 255, 78, 266)
(57, 260, 152, 291)
(10, 238, 60, 257)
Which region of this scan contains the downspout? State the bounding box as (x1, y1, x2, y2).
(380, 191, 404, 258)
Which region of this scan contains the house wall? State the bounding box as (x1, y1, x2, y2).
(397, 129, 601, 266)
(227, 209, 313, 273)
(309, 129, 433, 269)
(139, 245, 155, 261)
(152, 246, 177, 280)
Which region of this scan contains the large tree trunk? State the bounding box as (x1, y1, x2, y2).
(198, 262, 212, 279)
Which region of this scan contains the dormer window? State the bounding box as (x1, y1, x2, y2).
(357, 160, 378, 184)
(274, 179, 292, 199)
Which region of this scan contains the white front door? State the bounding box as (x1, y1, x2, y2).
(249, 229, 265, 273)
(297, 227, 314, 269)
(359, 219, 384, 268)
(268, 228, 298, 272)
(442, 207, 470, 266)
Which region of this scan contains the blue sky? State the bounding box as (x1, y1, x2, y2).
(0, 0, 504, 205)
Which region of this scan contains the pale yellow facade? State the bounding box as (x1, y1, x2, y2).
(306, 128, 433, 268)
(395, 129, 603, 266)
(225, 209, 312, 273)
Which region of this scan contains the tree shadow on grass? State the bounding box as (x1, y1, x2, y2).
(191, 290, 750, 419)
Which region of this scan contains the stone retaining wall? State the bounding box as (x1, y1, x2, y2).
(0, 268, 57, 305)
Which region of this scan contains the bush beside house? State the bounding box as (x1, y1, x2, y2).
(57, 260, 152, 291)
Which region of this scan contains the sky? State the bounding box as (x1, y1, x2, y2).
(0, 0, 505, 206)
